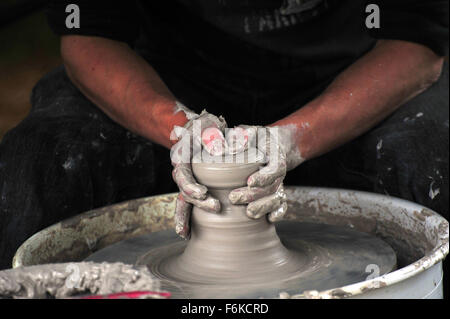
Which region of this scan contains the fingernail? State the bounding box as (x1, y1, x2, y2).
(228, 191, 240, 204)
(246, 207, 258, 219)
(191, 184, 207, 199)
(203, 198, 221, 213)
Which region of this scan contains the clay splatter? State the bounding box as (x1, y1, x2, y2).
(376, 139, 383, 159)
(429, 181, 440, 200)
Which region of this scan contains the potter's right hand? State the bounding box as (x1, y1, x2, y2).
(170, 108, 227, 239)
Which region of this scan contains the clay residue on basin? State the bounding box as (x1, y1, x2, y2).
(285, 187, 448, 268)
(13, 194, 177, 268)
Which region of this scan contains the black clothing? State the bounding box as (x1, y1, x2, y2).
(46, 0, 449, 125)
(47, 0, 449, 56)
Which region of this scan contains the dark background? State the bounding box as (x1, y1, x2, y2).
(0, 0, 60, 140)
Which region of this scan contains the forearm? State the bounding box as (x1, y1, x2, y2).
(61, 35, 188, 149)
(273, 40, 445, 161)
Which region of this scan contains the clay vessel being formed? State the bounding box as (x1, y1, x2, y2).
(163, 152, 305, 285)
(73, 153, 398, 297)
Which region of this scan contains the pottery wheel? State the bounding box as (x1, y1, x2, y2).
(86, 151, 397, 298)
(86, 221, 397, 298)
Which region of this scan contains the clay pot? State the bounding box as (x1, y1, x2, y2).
(168, 154, 301, 284)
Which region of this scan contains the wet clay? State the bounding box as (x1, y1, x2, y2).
(0, 262, 163, 299)
(161, 153, 306, 284)
(161, 155, 307, 284)
(87, 222, 397, 298)
(86, 152, 397, 298)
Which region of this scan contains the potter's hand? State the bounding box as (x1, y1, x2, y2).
(227, 125, 304, 222)
(171, 108, 227, 239)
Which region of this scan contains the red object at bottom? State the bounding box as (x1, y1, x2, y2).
(76, 290, 171, 299)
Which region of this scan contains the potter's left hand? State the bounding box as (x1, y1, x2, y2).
(227, 125, 304, 222)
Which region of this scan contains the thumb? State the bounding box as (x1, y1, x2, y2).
(201, 127, 227, 156)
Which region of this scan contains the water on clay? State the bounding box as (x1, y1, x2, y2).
(86, 222, 397, 298)
(86, 150, 397, 298)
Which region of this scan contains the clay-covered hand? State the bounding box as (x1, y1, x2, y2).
(227, 125, 304, 222)
(171, 108, 227, 239)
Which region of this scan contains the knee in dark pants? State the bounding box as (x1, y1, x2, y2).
(0, 120, 54, 268)
(355, 62, 449, 219)
(0, 115, 99, 267)
(360, 114, 449, 220)
(0, 115, 158, 269)
(0, 71, 161, 269)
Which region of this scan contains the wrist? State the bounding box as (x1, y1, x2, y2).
(266, 124, 306, 171)
(148, 99, 189, 149)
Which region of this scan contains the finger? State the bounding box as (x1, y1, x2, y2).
(237, 125, 258, 145)
(246, 193, 282, 219)
(268, 201, 288, 223)
(247, 162, 286, 187)
(202, 127, 226, 156)
(198, 110, 227, 132)
(172, 163, 207, 199)
(226, 127, 249, 155)
(229, 177, 282, 204)
(184, 111, 227, 156)
(182, 192, 221, 213)
(246, 184, 287, 219)
(248, 134, 287, 187)
(247, 145, 286, 187)
(175, 193, 192, 239)
(185, 110, 227, 132)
